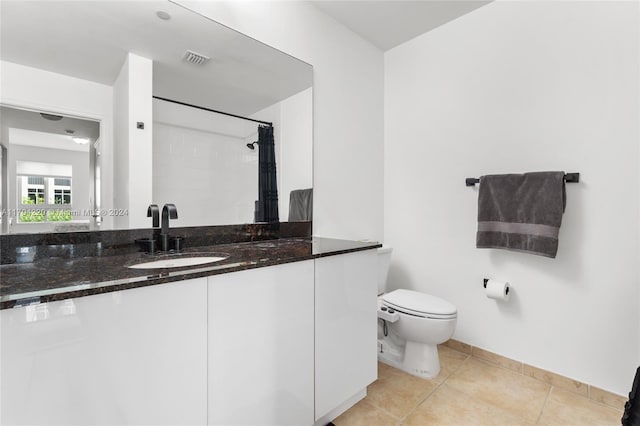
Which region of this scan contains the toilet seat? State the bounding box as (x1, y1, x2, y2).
(382, 289, 457, 320)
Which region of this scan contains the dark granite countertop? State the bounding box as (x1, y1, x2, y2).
(0, 237, 381, 309)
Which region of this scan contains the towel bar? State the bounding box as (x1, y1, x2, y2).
(465, 173, 579, 187)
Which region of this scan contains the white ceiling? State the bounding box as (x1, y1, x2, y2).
(1, 106, 99, 153)
(310, 1, 491, 51)
(9, 129, 90, 153)
(0, 0, 489, 118)
(0, 1, 312, 117)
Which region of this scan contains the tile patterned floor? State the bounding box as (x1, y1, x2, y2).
(334, 346, 623, 426)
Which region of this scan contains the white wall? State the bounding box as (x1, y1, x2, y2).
(153, 99, 258, 226)
(0, 60, 114, 229)
(177, 1, 385, 241)
(112, 59, 130, 229)
(279, 88, 313, 220)
(153, 87, 312, 226)
(385, 1, 639, 395)
(112, 53, 153, 229)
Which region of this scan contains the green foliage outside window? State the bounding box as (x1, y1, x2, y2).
(48, 210, 73, 221)
(23, 196, 43, 205)
(19, 210, 45, 222)
(20, 197, 72, 222)
(20, 197, 45, 222)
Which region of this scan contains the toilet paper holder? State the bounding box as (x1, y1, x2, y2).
(484, 278, 510, 295)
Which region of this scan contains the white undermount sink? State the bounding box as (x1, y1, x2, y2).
(128, 255, 228, 270)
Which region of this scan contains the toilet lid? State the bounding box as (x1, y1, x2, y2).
(382, 289, 457, 319)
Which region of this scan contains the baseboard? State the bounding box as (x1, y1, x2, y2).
(443, 339, 627, 411)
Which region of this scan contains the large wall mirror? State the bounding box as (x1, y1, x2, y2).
(0, 1, 313, 234)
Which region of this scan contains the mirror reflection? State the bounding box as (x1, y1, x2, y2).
(0, 1, 313, 234)
(0, 106, 100, 234)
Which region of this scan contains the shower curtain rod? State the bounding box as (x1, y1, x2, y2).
(152, 96, 273, 127)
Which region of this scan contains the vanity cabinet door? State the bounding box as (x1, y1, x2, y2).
(207, 260, 314, 426)
(314, 249, 378, 421)
(0, 278, 208, 426)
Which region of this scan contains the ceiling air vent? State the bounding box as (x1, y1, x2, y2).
(183, 50, 210, 66)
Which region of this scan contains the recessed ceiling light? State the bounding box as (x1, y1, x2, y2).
(156, 11, 171, 20)
(72, 137, 89, 145)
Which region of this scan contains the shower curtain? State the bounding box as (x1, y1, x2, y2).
(256, 125, 279, 222)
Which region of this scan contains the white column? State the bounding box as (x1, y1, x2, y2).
(113, 52, 153, 228)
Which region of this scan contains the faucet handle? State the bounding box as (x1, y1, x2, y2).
(135, 238, 156, 254)
(172, 237, 183, 253)
(147, 204, 160, 228)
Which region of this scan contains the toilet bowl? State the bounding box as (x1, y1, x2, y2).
(377, 246, 457, 379)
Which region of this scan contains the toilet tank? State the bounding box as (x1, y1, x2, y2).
(377, 245, 393, 295)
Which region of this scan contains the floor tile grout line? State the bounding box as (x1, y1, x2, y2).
(467, 354, 597, 404)
(358, 351, 622, 425)
(379, 374, 440, 423)
(360, 367, 423, 423)
(535, 385, 554, 425)
(372, 352, 472, 424)
(444, 356, 546, 425)
(364, 399, 403, 423)
(453, 355, 623, 422)
(514, 369, 604, 405)
(397, 372, 447, 424)
(396, 353, 473, 424)
(448, 341, 626, 411)
(357, 398, 403, 424)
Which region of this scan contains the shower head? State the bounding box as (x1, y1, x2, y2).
(246, 141, 258, 150)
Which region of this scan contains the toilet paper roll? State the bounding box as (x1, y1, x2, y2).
(485, 279, 510, 301)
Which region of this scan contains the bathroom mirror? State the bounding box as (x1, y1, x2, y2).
(0, 0, 313, 234)
(0, 106, 100, 234)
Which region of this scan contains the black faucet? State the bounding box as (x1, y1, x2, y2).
(135, 204, 160, 254)
(159, 204, 178, 252)
(147, 204, 159, 228)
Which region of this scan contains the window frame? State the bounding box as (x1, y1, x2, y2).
(17, 174, 74, 223)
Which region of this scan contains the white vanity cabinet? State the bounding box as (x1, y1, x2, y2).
(314, 249, 378, 421)
(0, 247, 377, 426)
(207, 260, 315, 426)
(0, 278, 208, 426)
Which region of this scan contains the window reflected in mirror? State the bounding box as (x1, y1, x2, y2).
(0, 106, 99, 233)
(17, 173, 73, 223)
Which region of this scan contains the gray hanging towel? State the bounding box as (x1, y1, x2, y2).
(476, 171, 566, 258)
(288, 188, 313, 221)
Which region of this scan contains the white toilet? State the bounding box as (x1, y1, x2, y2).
(377, 245, 457, 379)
